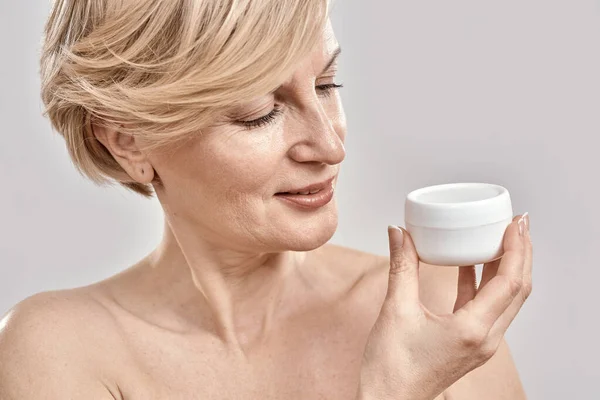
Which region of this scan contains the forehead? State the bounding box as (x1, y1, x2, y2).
(312, 20, 338, 67)
(284, 20, 339, 83)
(322, 19, 338, 54)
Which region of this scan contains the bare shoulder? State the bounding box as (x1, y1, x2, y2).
(0, 289, 110, 352)
(318, 243, 465, 315)
(0, 289, 122, 398)
(0, 287, 119, 347)
(320, 242, 381, 273)
(317, 243, 384, 295)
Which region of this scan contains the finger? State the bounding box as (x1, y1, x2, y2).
(522, 213, 533, 297)
(454, 215, 526, 329)
(478, 258, 500, 293)
(479, 215, 521, 292)
(453, 265, 477, 313)
(384, 226, 420, 309)
(488, 213, 533, 339)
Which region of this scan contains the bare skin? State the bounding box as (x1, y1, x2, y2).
(0, 19, 526, 400)
(0, 241, 526, 399)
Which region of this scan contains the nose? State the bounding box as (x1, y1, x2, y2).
(287, 103, 346, 166)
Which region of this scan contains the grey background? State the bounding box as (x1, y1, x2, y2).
(1, 1, 598, 398)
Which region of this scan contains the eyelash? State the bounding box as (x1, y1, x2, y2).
(237, 83, 344, 130)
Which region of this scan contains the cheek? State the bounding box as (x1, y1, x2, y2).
(198, 132, 285, 195)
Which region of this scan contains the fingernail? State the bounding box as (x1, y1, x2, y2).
(518, 212, 528, 236)
(523, 212, 530, 232)
(388, 225, 404, 248)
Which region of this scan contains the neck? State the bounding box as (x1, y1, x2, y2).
(148, 218, 308, 355)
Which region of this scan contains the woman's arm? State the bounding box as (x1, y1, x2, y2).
(0, 293, 117, 399)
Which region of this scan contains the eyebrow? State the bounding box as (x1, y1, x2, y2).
(321, 46, 342, 75)
(268, 46, 342, 94)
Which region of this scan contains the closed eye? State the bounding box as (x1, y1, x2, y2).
(316, 83, 344, 98)
(236, 82, 344, 129)
(236, 106, 284, 130)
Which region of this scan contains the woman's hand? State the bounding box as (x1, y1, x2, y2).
(357, 214, 532, 400)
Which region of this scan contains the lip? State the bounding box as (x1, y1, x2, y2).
(276, 176, 336, 195)
(274, 181, 335, 210)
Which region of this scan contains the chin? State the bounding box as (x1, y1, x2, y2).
(282, 209, 339, 252)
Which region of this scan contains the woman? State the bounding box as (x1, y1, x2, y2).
(0, 0, 533, 399)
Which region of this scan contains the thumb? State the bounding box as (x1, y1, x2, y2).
(385, 225, 420, 308)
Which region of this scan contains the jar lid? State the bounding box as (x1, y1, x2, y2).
(405, 183, 513, 229)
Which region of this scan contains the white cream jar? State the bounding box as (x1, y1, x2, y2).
(404, 183, 514, 266)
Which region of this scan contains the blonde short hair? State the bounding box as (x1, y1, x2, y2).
(40, 0, 330, 197)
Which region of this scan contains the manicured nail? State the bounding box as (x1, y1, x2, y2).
(518, 212, 528, 236)
(388, 225, 404, 248)
(523, 212, 530, 232)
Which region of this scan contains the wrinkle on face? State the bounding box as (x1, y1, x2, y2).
(133, 20, 347, 352)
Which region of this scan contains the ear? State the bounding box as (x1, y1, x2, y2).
(92, 123, 155, 184)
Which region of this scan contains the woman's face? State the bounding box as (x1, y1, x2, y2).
(149, 21, 346, 253)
